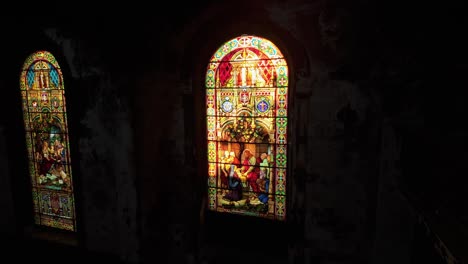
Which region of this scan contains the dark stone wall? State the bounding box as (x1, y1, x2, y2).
(0, 1, 466, 264)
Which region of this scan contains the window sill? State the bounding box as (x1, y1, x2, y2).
(23, 224, 78, 247)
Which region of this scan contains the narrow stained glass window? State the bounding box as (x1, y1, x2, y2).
(205, 35, 288, 220)
(20, 51, 76, 231)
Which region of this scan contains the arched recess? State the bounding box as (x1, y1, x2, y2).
(205, 35, 289, 220)
(19, 51, 76, 231)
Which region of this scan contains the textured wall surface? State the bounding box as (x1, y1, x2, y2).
(0, 0, 465, 264)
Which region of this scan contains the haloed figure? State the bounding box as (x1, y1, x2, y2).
(257, 153, 270, 204)
(223, 151, 242, 201)
(240, 149, 260, 197)
(219, 150, 230, 188)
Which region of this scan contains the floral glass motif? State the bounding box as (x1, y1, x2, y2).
(20, 51, 76, 231)
(205, 35, 288, 220)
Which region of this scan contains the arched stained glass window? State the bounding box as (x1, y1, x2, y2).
(205, 35, 288, 220)
(20, 51, 76, 231)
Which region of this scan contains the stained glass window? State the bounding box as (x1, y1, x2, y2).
(205, 35, 288, 220)
(20, 51, 76, 231)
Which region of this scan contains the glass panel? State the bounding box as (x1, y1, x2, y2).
(205, 36, 288, 220)
(20, 51, 76, 231)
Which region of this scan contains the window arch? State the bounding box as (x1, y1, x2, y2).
(20, 51, 76, 231)
(205, 35, 288, 220)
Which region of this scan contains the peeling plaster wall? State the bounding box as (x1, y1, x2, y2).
(44, 31, 140, 262)
(264, 3, 380, 263)
(288, 75, 377, 263)
(0, 1, 464, 264)
(78, 77, 138, 262)
(371, 122, 416, 264)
